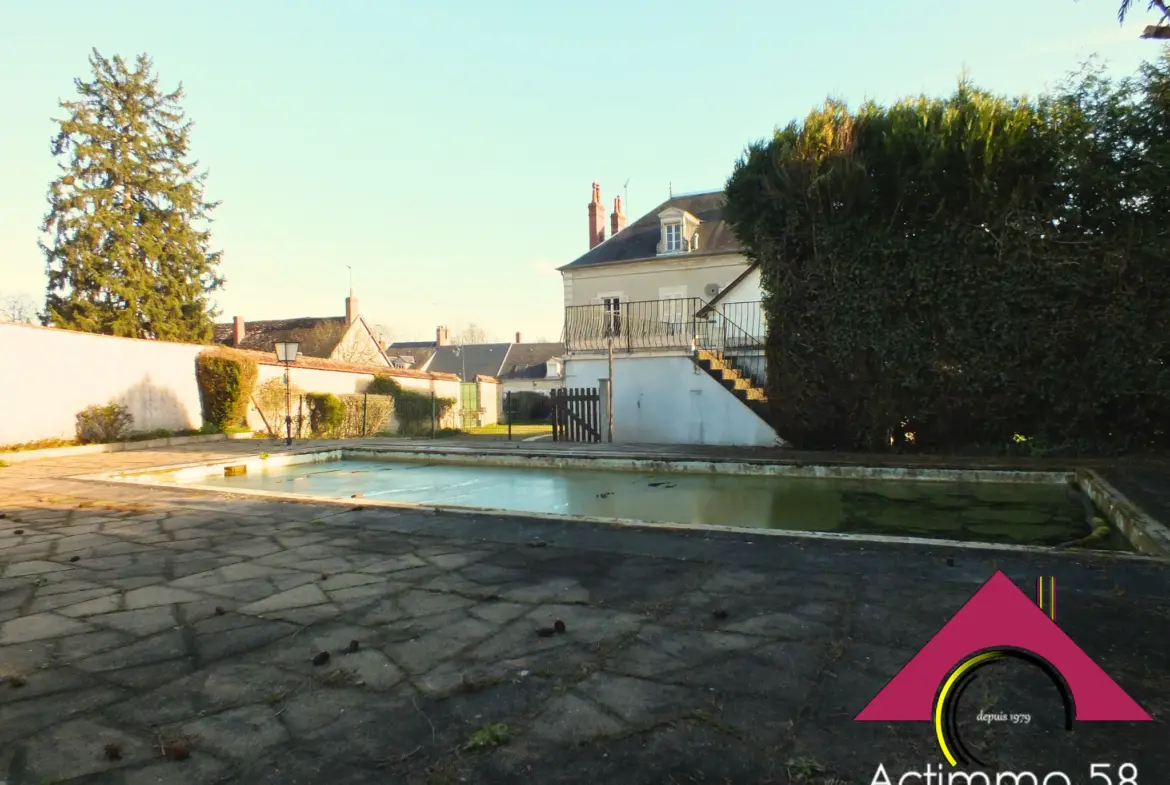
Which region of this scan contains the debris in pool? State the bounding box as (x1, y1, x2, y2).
(553, 619, 566, 634)
(945, 557, 955, 567)
(525, 540, 547, 548)
(104, 742, 123, 761)
(320, 573, 329, 581)
(13, 529, 23, 535)
(69, 555, 80, 562)
(535, 627, 556, 638)
(647, 481, 676, 488)
(713, 609, 729, 620)
(343, 640, 360, 654)
(224, 465, 247, 477)
(214, 606, 226, 616)
(312, 652, 331, 666)
(596, 492, 613, 499)
(351, 493, 364, 498)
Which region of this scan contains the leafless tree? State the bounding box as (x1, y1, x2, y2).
(453, 323, 488, 345)
(369, 323, 395, 349)
(0, 293, 38, 324)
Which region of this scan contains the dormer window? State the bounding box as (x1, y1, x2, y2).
(658, 206, 699, 256)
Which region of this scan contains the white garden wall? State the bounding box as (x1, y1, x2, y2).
(565, 353, 778, 447)
(0, 322, 464, 445)
(0, 322, 205, 444)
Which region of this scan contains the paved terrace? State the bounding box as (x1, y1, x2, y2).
(0, 440, 1167, 784)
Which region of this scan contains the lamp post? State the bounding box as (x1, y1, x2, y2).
(274, 341, 299, 446)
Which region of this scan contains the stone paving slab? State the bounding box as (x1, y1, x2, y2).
(0, 445, 1167, 784)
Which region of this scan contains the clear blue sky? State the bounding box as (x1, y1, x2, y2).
(0, 0, 1155, 343)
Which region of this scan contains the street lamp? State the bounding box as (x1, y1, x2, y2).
(274, 341, 299, 446)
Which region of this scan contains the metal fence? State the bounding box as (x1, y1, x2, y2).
(562, 297, 767, 387)
(564, 297, 706, 352)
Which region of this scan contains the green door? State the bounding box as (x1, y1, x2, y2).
(460, 382, 479, 428)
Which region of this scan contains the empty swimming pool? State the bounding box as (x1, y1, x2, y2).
(138, 452, 1126, 549)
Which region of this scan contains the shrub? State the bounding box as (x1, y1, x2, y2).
(254, 378, 304, 437)
(367, 375, 401, 395)
(338, 394, 394, 437)
(195, 350, 258, 431)
(507, 391, 551, 422)
(393, 389, 457, 436)
(75, 402, 133, 444)
(306, 393, 345, 437)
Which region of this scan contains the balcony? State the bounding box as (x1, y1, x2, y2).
(563, 298, 766, 359)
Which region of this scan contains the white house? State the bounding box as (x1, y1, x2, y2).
(558, 184, 779, 447)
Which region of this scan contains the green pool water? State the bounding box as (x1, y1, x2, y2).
(158, 457, 1125, 549)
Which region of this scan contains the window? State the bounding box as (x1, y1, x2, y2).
(602, 296, 621, 336)
(665, 223, 682, 252)
(658, 286, 687, 336)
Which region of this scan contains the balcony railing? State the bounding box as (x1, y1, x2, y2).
(564, 296, 767, 367)
(564, 297, 706, 353)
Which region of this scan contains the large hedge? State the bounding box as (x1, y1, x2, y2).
(195, 350, 258, 430)
(723, 57, 1170, 455)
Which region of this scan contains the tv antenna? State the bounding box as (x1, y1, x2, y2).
(669, 181, 673, 197)
(346, 265, 353, 291)
(623, 179, 629, 214)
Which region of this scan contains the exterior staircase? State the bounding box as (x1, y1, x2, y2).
(692, 348, 773, 426)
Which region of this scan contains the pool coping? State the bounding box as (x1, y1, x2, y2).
(69, 446, 1170, 562)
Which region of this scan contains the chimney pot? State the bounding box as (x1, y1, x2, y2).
(588, 183, 606, 249)
(436, 325, 449, 346)
(233, 316, 245, 347)
(610, 195, 627, 236)
(515, 332, 521, 343)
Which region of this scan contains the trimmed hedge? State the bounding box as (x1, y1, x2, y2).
(368, 375, 457, 435)
(724, 58, 1170, 455)
(306, 393, 345, 437)
(195, 350, 258, 430)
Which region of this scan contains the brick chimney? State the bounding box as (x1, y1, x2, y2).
(345, 290, 358, 325)
(588, 182, 606, 249)
(610, 196, 626, 236)
(232, 316, 245, 346)
(436, 325, 450, 346)
(515, 332, 521, 343)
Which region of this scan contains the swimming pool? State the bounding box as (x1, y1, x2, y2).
(118, 450, 1128, 550)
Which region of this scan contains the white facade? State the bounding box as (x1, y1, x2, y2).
(566, 354, 777, 447)
(718, 264, 762, 304)
(562, 252, 752, 309)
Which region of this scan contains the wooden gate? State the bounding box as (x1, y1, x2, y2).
(550, 387, 601, 443)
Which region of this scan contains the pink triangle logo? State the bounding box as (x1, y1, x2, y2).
(856, 571, 1150, 723)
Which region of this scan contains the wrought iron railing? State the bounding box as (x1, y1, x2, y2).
(563, 297, 706, 352)
(695, 301, 766, 388)
(562, 296, 767, 389)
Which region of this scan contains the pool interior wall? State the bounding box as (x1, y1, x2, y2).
(115, 449, 1129, 551)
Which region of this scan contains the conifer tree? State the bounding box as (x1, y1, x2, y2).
(41, 49, 224, 341)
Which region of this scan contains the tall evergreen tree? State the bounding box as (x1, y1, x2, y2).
(41, 49, 224, 341)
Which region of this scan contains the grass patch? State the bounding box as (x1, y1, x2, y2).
(464, 423, 551, 436)
(786, 757, 827, 781)
(464, 722, 511, 751)
(0, 437, 78, 453)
